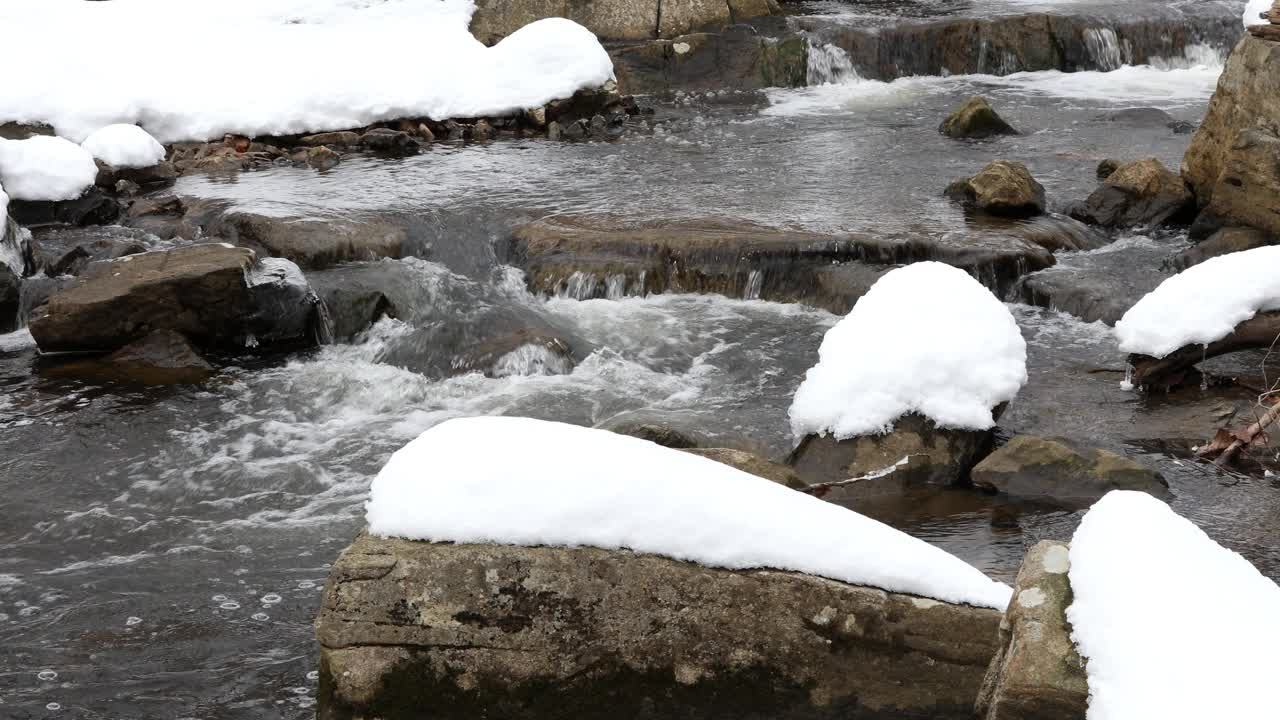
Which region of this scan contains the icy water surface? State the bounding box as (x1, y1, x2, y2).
(3, 22, 1277, 720)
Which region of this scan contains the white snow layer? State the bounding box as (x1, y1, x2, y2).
(1067, 491, 1280, 720)
(0, 0, 615, 143)
(81, 124, 166, 169)
(789, 261, 1027, 439)
(1245, 0, 1272, 26)
(0, 136, 98, 201)
(1115, 245, 1280, 358)
(367, 416, 1013, 610)
(0, 183, 8, 241)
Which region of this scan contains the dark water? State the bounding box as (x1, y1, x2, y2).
(2, 11, 1275, 720)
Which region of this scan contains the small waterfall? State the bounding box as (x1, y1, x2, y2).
(806, 43, 858, 85)
(605, 273, 628, 300)
(743, 270, 764, 301)
(559, 271, 599, 300)
(1084, 28, 1131, 71)
(490, 343, 575, 378)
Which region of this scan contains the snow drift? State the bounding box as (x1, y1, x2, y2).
(0, 0, 616, 143)
(1115, 245, 1280, 358)
(367, 416, 1013, 610)
(1068, 490, 1280, 720)
(789, 261, 1027, 439)
(81, 124, 167, 169)
(0, 136, 98, 201)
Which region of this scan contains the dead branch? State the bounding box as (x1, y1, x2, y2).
(1128, 311, 1280, 390)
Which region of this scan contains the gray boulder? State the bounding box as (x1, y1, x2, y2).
(971, 435, 1166, 504)
(1071, 158, 1194, 228)
(27, 225, 159, 277)
(976, 540, 1087, 720)
(212, 212, 407, 270)
(316, 534, 1002, 720)
(939, 97, 1019, 139)
(44, 329, 216, 385)
(788, 412, 998, 491)
(944, 161, 1046, 218)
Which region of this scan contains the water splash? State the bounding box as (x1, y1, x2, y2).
(744, 270, 764, 301)
(1084, 28, 1131, 72)
(806, 43, 858, 86)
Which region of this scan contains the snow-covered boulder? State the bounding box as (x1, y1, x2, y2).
(81, 124, 166, 169)
(1067, 490, 1280, 719)
(322, 415, 1010, 719)
(787, 262, 1026, 486)
(0, 135, 97, 201)
(0, 3, 616, 143)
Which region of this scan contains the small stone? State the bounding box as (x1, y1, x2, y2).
(471, 119, 494, 142)
(944, 160, 1045, 217)
(417, 124, 436, 143)
(939, 96, 1019, 139)
(306, 146, 341, 171)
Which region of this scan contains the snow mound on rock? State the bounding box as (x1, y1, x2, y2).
(1244, 0, 1272, 26)
(789, 261, 1027, 439)
(0, 136, 98, 201)
(82, 124, 166, 169)
(368, 416, 1013, 610)
(1068, 490, 1280, 720)
(1115, 245, 1280, 358)
(0, 0, 615, 143)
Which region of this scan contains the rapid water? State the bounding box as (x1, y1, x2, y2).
(2, 7, 1274, 719)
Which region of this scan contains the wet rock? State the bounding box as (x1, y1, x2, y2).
(788, 413, 999, 489)
(604, 421, 701, 449)
(28, 243, 257, 352)
(471, 0, 660, 43)
(0, 215, 22, 332)
(1093, 107, 1175, 126)
(1072, 158, 1194, 228)
(0, 264, 20, 334)
(303, 146, 342, 171)
(546, 121, 562, 140)
(0, 121, 54, 140)
(612, 28, 807, 95)
(316, 535, 1002, 720)
(470, 119, 495, 142)
(1169, 226, 1276, 271)
(682, 447, 806, 488)
(1095, 158, 1121, 180)
(1197, 129, 1280, 237)
(971, 435, 1167, 504)
(945, 161, 1046, 218)
(1015, 235, 1181, 325)
(94, 160, 178, 192)
(975, 540, 1087, 720)
(359, 128, 419, 155)
(450, 329, 575, 378)
(45, 329, 216, 385)
(8, 187, 122, 227)
(508, 215, 1052, 305)
(1183, 33, 1280, 204)
(1168, 120, 1197, 134)
(809, 262, 891, 314)
(301, 131, 362, 147)
(939, 96, 1019, 139)
(307, 265, 401, 341)
(212, 213, 407, 270)
(660, 0, 732, 38)
(27, 225, 159, 277)
(245, 258, 324, 348)
(416, 123, 436, 143)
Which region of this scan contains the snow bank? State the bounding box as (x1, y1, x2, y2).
(367, 416, 1013, 609)
(0, 136, 98, 201)
(789, 262, 1027, 439)
(0, 0, 615, 143)
(81, 124, 166, 169)
(1067, 491, 1280, 720)
(1115, 245, 1280, 358)
(1245, 0, 1271, 26)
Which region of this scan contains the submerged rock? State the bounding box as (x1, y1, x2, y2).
(1072, 158, 1194, 228)
(975, 540, 1087, 720)
(212, 212, 407, 270)
(1093, 107, 1175, 126)
(944, 161, 1045, 218)
(971, 435, 1166, 504)
(316, 535, 1002, 720)
(27, 225, 159, 277)
(682, 447, 806, 488)
(939, 96, 1019, 139)
(788, 413, 999, 490)
(44, 329, 216, 385)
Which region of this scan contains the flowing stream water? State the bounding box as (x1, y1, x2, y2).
(2, 3, 1277, 718)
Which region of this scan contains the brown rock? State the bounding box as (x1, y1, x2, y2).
(944, 160, 1046, 217)
(301, 131, 362, 147)
(682, 447, 806, 488)
(471, 0, 660, 43)
(316, 535, 1003, 720)
(939, 96, 1019, 139)
(305, 145, 342, 171)
(214, 213, 406, 270)
(660, 0, 732, 38)
(1199, 129, 1280, 237)
(1170, 226, 1275, 271)
(1072, 158, 1193, 228)
(971, 435, 1167, 505)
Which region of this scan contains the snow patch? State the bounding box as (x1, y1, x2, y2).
(1115, 246, 1280, 358)
(1067, 491, 1280, 720)
(0, 136, 98, 201)
(81, 124, 166, 169)
(1245, 0, 1272, 26)
(1041, 544, 1070, 574)
(367, 416, 1013, 609)
(789, 262, 1027, 439)
(0, 0, 615, 143)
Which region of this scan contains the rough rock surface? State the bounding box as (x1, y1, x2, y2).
(682, 447, 806, 488)
(469, 0, 775, 43)
(44, 329, 216, 385)
(787, 413, 999, 489)
(212, 213, 407, 270)
(316, 535, 1002, 720)
(1183, 33, 1280, 203)
(1198, 129, 1280, 237)
(971, 435, 1167, 504)
(0, 214, 22, 333)
(94, 160, 178, 192)
(939, 96, 1019, 139)
(605, 421, 703, 448)
(8, 187, 122, 227)
(1169, 226, 1275, 271)
(975, 541, 1087, 720)
(27, 226, 159, 277)
(612, 28, 808, 95)
(1071, 158, 1193, 228)
(944, 161, 1046, 218)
